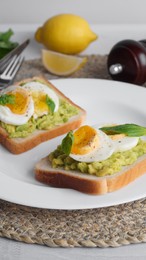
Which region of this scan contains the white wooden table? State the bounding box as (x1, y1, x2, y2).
(0, 237, 146, 260)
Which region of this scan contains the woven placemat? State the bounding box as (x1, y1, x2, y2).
(14, 55, 110, 82)
(0, 55, 146, 248)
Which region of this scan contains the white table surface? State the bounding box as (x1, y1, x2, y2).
(0, 236, 146, 260)
(0, 24, 146, 259)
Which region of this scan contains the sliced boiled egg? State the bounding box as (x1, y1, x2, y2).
(109, 133, 139, 152)
(98, 123, 139, 152)
(69, 125, 115, 163)
(0, 86, 34, 125)
(22, 81, 59, 118)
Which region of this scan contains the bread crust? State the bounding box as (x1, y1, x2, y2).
(0, 76, 86, 154)
(35, 154, 146, 195)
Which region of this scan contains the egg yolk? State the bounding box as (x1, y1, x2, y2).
(110, 133, 126, 140)
(103, 124, 126, 141)
(6, 88, 30, 115)
(31, 91, 49, 116)
(71, 125, 99, 155)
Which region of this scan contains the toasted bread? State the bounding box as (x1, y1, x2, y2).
(35, 153, 146, 195)
(0, 76, 86, 154)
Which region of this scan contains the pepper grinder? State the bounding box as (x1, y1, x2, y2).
(107, 39, 146, 85)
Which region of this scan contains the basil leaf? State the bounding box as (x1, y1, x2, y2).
(0, 29, 13, 42)
(100, 124, 146, 137)
(46, 95, 55, 113)
(0, 29, 18, 59)
(61, 131, 74, 155)
(0, 94, 15, 105)
(0, 41, 18, 49)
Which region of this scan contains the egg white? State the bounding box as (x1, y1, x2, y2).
(22, 81, 59, 118)
(112, 136, 139, 152)
(97, 123, 139, 152)
(0, 86, 34, 125)
(70, 128, 115, 163)
(0, 82, 60, 125)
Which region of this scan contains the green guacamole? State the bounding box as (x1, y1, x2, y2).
(0, 99, 79, 138)
(48, 139, 146, 177)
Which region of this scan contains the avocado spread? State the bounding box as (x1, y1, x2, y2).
(0, 99, 79, 138)
(48, 139, 146, 177)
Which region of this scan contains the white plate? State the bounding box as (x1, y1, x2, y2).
(0, 78, 146, 210)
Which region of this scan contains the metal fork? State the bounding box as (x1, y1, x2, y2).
(0, 39, 29, 74)
(0, 54, 24, 89)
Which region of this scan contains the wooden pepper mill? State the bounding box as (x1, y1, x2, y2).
(107, 39, 146, 85)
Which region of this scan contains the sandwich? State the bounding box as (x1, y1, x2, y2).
(0, 76, 86, 154)
(35, 123, 146, 195)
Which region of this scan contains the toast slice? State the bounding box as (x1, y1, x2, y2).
(35, 153, 146, 195)
(0, 76, 86, 154)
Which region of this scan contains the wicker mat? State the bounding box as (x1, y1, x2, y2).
(0, 55, 146, 248)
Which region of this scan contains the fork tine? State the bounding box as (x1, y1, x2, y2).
(1, 55, 24, 80)
(0, 39, 29, 68)
(1, 55, 18, 76)
(0, 54, 24, 89)
(7, 55, 24, 77)
(10, 56, 24, 78)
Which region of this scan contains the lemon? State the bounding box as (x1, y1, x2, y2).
(42, 49, 87, 76)
(35, 14, 97, 54)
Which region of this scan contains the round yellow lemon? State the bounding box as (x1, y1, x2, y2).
(42, 49, 87, 76)
(35, 14, 97, 54)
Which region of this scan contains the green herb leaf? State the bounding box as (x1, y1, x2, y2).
(0, 94, 15, 105)
(0, 29, 13, 42)
(61, 131, 74, 155)
(0, 41, 18, 49)
(0, 29, 18, 59)
(46, 95, 55, 113)
(100, 123, 146, 137)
